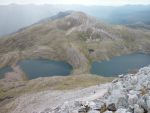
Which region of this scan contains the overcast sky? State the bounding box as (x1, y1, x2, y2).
(0, 0, 150, 6)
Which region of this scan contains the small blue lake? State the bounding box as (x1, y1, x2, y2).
(1, 53, 150, 79)
(19, 59, 73, 79)
(91, 53, 150, 77)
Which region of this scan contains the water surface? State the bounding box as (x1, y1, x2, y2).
(19, 59, 73, 79)
(0, 66, 13, 79)
(91, 53, 150, 77)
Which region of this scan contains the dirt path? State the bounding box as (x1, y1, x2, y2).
(10, 83, 110, 113)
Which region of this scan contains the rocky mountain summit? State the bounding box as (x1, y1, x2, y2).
(46, 65, 150, 113)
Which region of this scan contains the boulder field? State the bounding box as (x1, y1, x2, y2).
(48, 65, 150, 113)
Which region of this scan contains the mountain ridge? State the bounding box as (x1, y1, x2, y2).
(0, 11, 150, 74)
(1, 4, 150, 36)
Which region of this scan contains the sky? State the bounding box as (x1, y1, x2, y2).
(0, 0, 150, 6)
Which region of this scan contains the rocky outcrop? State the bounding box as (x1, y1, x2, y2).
(48, 65, 150, 113)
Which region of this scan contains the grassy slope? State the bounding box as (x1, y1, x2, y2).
(0, 74, 114, 113)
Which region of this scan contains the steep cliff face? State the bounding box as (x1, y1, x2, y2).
(0, 11, 150, 73)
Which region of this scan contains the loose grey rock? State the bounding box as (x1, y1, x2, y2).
(103, 111, 113, 113)
(116, 94, 128, 109)
(78, 107, 87, 113)
(130, 76, 138, 85)
(137, 97, 147, 111)
(134, 104, 144, 113)
(115, 108, 130, 113)
(128, 94, 138, 109)
(91, 101, 105, 111)
(119, 74, 124, 78)
(87, 110, 100, 113)
(146, 96, 150, 112)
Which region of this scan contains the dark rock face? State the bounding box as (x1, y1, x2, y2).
(107, 103, 116, 111)
(0, 96, 13, 102)
(88, 49, 95, 54)
(78, 105, 90, 113)
(47, 11, 73, 21)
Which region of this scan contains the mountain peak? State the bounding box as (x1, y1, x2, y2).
(66, 11, 96, 25)
(50, 11, 73, 20)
